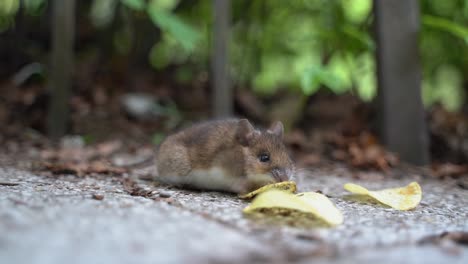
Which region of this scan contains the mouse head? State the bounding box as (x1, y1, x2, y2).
(235, 119, 295, 187)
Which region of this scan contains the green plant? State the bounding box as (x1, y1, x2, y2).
(0, 0, 19, 31)
(90, 0, 202, 63)
(420, 0, 468, 111)
(1, 0, 467, 111)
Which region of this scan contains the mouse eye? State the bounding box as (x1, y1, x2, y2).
(258, 153, 270, 163)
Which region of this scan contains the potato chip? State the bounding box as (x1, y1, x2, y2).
(243, 190, 343, 226)
(295, 192, 344, 226)
(343, 182, 422, 210)
(238, 181, 297, 199)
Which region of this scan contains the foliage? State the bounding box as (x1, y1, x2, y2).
(0, 0, 467, 110)
(90, 0, 200, 51)
(0, 0, 19, 31)
(223, 0, 467, 110)
(232, 0, 376, 101)
(420, 0, 468, 111)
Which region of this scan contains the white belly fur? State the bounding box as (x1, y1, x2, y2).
(156, 167, 273, 193)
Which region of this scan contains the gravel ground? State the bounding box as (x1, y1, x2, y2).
(0, 166, 467, 264)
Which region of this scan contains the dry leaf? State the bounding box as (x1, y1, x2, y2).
(344, 182, 422, 210)
(328, 131, 399, 171)
(431, 163, 468, 178)
(243, 190, 343, 226)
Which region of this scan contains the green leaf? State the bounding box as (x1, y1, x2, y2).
(355, 69, 375, 101)
(149, 0, 179, 11)
(428, 1, 458, 17)
(431, 64, 464, 111)
(300, 67, 321, 95)
(23, 0, 46, 16)
(120, 0, 145, 11)
(253, 55, 291, 94)
(90, 0, 117, 28)
(300, 56, 353, 96)
(149, 34, 190, 69)
(341, 25, 375, 51)
(326, 54, 353, 93)
(149, 42, 172, 69)
(148, 3, 200, 51)
(0, 0, 19, 16)
(422, 15, 468, 44)
(354, 53, 376, 101)
(300, 65, 345, 96)
(342, 0, 372, 24)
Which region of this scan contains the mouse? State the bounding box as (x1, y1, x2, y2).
(155, 119, 296, 194)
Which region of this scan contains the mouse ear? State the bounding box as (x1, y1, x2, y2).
(236, 119, 257, 146)
(267, 121, 284, 138)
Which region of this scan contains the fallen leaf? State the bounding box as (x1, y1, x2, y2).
(95, 140, 122, 157)
(431, 163, 468, 178)
(420, 231, 468, 246)
(238, 181, 297, 199)
(92, 193, 104, 200)
(121, 177, 154, 198)
(328, 131, 399, 171)
(42, 161, 126, 176)
(243, 190, 343, 226)
(344, 182, 422, 210)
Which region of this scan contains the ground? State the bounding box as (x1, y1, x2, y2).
(0, 160, 467, 264)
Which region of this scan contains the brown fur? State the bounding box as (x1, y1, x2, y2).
(156, 119, 295, 193)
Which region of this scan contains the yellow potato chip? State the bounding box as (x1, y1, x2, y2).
(295, 192, 344, 226)
(243, 190, 343, 226)
(343, 182, 422, 210)
(238, 181, 297, 199)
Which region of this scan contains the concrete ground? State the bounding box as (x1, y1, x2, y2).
(0, 165, 467, 264)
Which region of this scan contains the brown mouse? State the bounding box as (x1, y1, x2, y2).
(155, 119, 295, 194)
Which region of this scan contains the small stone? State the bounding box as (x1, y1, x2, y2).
(159, 191, 172, 198)
(457, 179, 468, 190)
(164, 197, 176, 205)
(92, 194, 104, 200)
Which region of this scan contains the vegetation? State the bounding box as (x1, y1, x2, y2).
(1, 0, 467, 111)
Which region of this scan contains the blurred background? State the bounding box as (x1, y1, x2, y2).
(0, 0, 467, 173)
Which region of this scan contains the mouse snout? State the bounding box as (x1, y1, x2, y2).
(271, 168, 292, 182)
